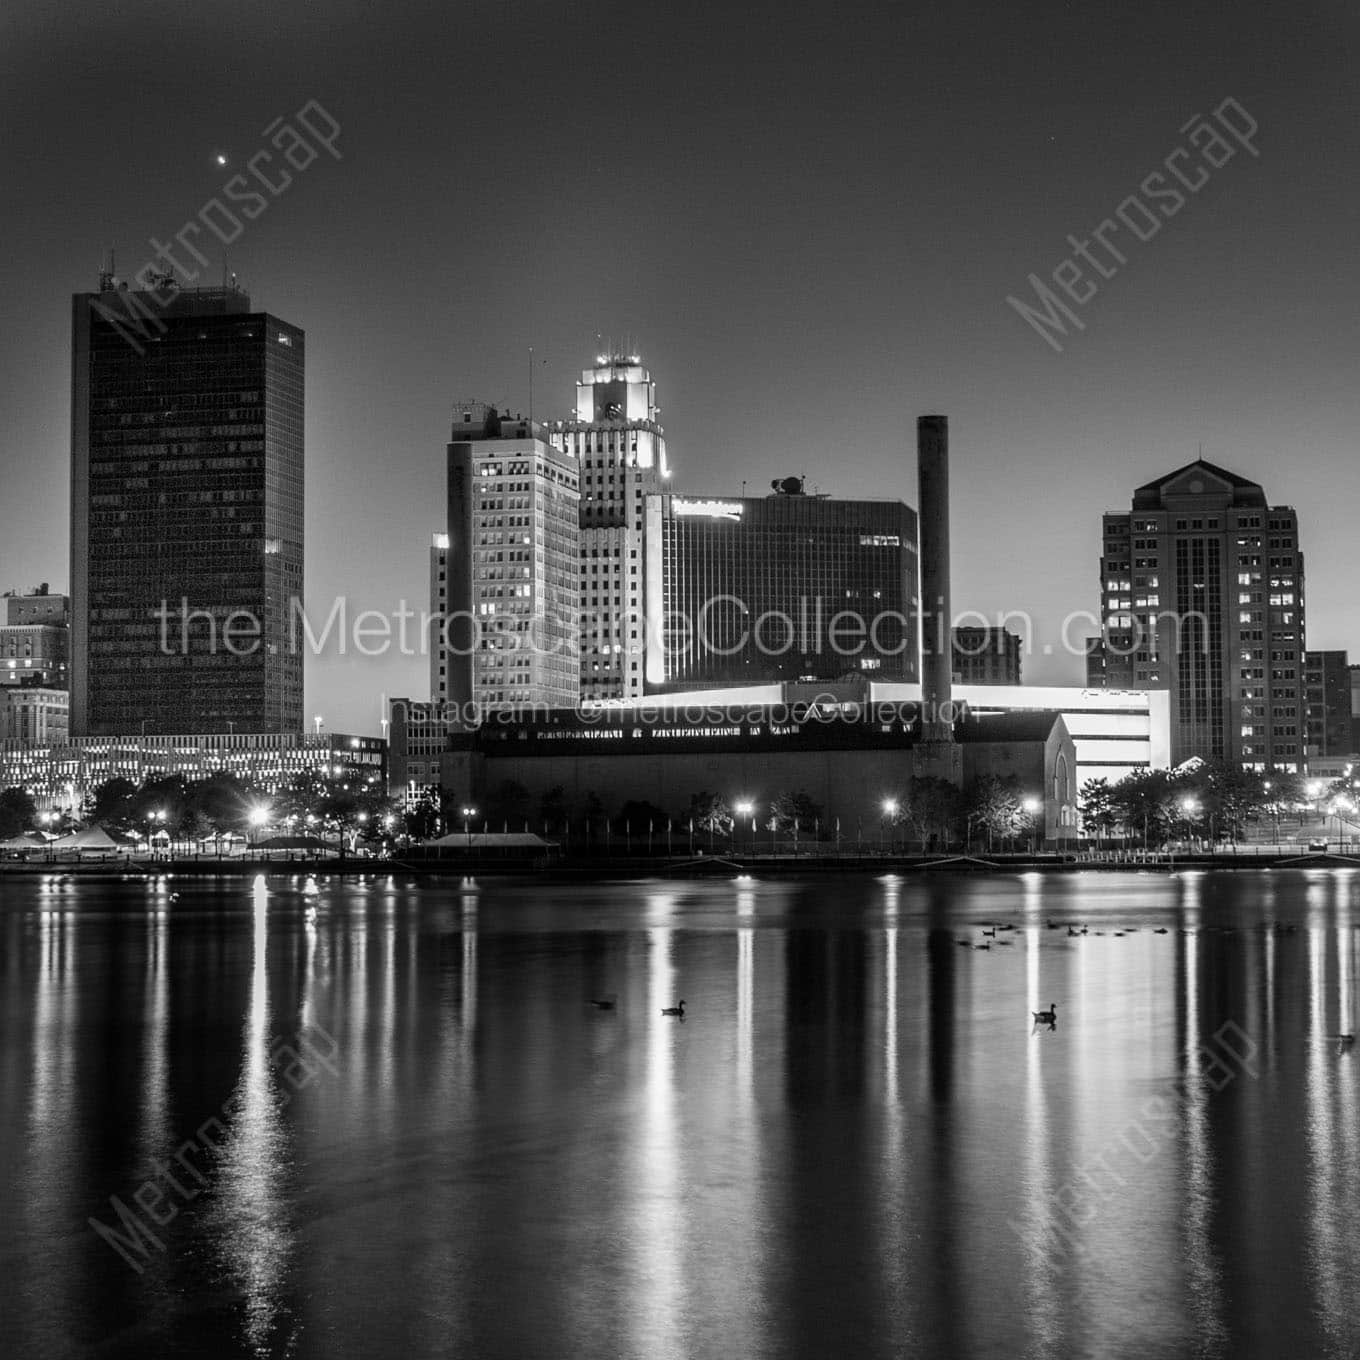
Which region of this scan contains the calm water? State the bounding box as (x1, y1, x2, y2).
(2, 869, 1359, 1359)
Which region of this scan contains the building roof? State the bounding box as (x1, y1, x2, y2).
(952, 710, 1065, 744)
(1131, 458, 1268, 509)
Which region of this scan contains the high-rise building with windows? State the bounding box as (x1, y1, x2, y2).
(1304, 650, 1353, 760)
(1096, 459, 1304, 770)
(70, 278, 304, 735)
(952, 625, 1022, 685)
(1, 586, 69, 689)
(444, 402, 579, 715)
(549, 355, 669, 702)
(643, 484, 919, 690)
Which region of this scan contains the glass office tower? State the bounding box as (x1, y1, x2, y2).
(70, 279, 304, 735)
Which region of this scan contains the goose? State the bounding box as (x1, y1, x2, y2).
(1046, 920, 1060, 930)
(661, 1001, 685, 1016)
(956, 939, 972, 947)
(589, 997, 617, 1010)
(995, 938, 1015, 946)
(982, 927, 996, 938)
(1154, 927, 1169, 935)
(1032, 1003, 1058, 1025)
(973, 942, 991, 951)
(1067, 926, 1080, 937)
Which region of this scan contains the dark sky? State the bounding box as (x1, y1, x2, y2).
(3, 0, 1358, 732)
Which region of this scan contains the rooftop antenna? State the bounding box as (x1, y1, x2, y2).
(528, 346, 534, 425)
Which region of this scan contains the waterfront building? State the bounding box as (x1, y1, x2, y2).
(642, 484, 919, 691)
(952, 625, 1022, 685)
(549, 354, 669, 702)
(70, 277, 304, 736)
(1304, 650, 1354, 761)
(1, 586, 69, 688)
(0, 686, 69, 744)
(1096, 459, 1303, 770)
(0, 730, 384, 813)
(443, 402, 579, 715)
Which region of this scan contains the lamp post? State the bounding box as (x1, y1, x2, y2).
(735, 801, 754, 856)
(247, 804, 270, 851)
(461, 805, 477, 850)
(1180, 795, 1199, 851)
(882, 799, 899, 855)
(1022, 795, 1042, 854)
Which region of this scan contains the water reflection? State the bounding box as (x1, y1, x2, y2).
(210, 876, 295, 1355)
(4, 871, 1360, 1357)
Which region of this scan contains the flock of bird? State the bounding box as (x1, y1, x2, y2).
(590, 994, 686, 1019)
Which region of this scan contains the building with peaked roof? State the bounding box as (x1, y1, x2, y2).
(1094, 458, 1304, 770)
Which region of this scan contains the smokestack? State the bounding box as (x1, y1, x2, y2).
(917, 415, 953, 740)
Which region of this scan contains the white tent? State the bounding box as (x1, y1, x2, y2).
(47, 825, 132, 854)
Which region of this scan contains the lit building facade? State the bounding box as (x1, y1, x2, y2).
(1097, 459, 1304, 770)
(70, 280, 304, 736)
(952, 626, 1022, 685)
(0, 731, 384, 813)
(445, 402, 579, 714)
(1304, 650, 1354, 760)
(1, 687, 69, 744)
(549, 355, 669, 702)
(1, 587, 69, 689)
(643, 487, 919, 691)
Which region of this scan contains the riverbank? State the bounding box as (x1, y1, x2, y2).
(4, 847, 1359, 879)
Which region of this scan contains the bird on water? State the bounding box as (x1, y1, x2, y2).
(661, 1000, 685, 1016)
(1032, 1003, 1058, 1026)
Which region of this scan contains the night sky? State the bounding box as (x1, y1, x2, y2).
(3, 0, 1358, 732)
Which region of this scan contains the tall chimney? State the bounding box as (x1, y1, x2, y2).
(917, 415, 954, 743)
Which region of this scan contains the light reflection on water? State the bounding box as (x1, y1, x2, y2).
(3, 869, 1360, 1359)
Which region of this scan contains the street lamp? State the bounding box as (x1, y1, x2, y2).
(461, 805, 477, 849)
(248, 804, 270, 849)
(735, 800, 754, 854)
(1180, 795, 1199, 849)
(882, 799, 899, 854)
(1022, 795, 1042, 853)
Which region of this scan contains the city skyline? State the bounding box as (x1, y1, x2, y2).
(5, 2, 1360, 734)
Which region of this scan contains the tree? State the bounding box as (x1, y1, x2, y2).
(767, 790, 821, 833)
(963, 774, 1023, 850)
(688, 791, 733, 835)
(614, 800, 670, 835)
(1110, 769, 1175, 848)
(900, 777, 962, 850)
(1079, 778, 1118, 843)
(86, 777, 138, 831)
(0, 787, 37, 840)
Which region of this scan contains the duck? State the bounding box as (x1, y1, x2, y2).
(1032, 1003, 1058, 1025)
(1046, 920, 1060, 930)
(982, 927, 996, 938)
(589, 997, 617, 1010)
(1067, 925, 1080, 937)
(661, 1001, 685, 1016)
(973, 942, 991, 951)
(1154, 927, 1169, 935)
(956, 939, 972, 947)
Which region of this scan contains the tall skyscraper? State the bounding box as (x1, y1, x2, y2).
(1097, 459, 1304, 770)
(70, 278, 304, 735)
(444, 402, 579, 714)
(642, 484, 918, 690)
(550, 354, 669, 702)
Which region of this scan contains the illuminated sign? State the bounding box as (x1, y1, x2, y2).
(674, 499, 743, 521)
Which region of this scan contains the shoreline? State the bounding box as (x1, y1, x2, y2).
(3, 848, 1358, 880)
